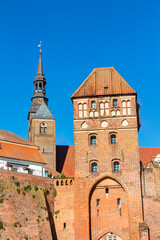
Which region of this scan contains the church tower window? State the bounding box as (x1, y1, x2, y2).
(78, 103, 83, 118)
(83, 103, 87, 117)
(40, 122, 47, 134)
(127, 100, 131, 115)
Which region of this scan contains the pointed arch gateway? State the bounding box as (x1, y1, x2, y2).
(99, 232, 122, 240)
(89, 175, 129, 240)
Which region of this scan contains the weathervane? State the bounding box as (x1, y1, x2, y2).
(38, 41, 42, 53)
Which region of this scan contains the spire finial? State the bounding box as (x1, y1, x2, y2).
(38, 41, 42, 54)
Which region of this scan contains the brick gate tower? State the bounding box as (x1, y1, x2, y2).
(71, 68, 144, 240)
(28, 52, 56, 170)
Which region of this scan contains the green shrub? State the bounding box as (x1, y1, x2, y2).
(55, 173, 66, 178)
(54, 174, 59, 179)
(34, 185, 38, 191)
(22, 191, 25, 196)
(23, 186, 27, 191)
(0, 221, 3, 230)
(54, 210, 60, 215)
(6, 238, 10, 240)
(0, 198, 4, 203)
(11, 176, 15, 180)
(60, 173, 66, 178)
(36, 219, 39, 223)
(44, 188, 49, 195)
(16, 188, 20, 194)
(43, 207, 47, 211)
(53, 188, 57, 197)
(46, 216, 49, 221)
(32, 195, 35, 199)
(24, 237, 28, 240)
(27, 185, 31, 191)
(15, 182, 20, 187)
(25, 218, 28, 221)
(14, 222, 17, 228)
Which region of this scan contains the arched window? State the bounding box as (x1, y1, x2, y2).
(39, 83, 42, 90)
(114, 161, 120, 171)
(78, 103, 83, 118)
(111, 110, 115, 116)
(56, 180, 59, 186)
(127, 100, 131, 115)
(61, 180, 64, 186)
(113, 99, 118, 107)
(122, 101, 127, 115)
(105, 102, 109, 116)
(117, 110, 120, 116)
(91, 101, 96, 109)
(100, 102, 104, 116)
(90, 136, 96, 145)
(111, 134, 116, 144)
(83, 103, 87, 117)
(91, 163, 97, 172)
(35, 83, 38, 90)
(40, 122, 47, 134)
(65, 180, 68, 185)
(70, 180, 73, 185)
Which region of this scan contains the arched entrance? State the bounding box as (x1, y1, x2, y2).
(89, 175, 129, 240)
(99, 232, 122, 240)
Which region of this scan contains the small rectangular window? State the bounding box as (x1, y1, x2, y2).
(97, 199, 100, 207)
(117, 198, 121, 206)
(106, 188, 109, 198)
(91, 101, 96, 109)
(63, 223, 66, 229)
(113, 99, 118, 107)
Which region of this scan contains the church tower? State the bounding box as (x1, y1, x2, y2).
(28, 52, 56, 170)
(71, 68, 143, 240)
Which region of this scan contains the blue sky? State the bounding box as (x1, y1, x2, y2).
(0, 0, 160, 146)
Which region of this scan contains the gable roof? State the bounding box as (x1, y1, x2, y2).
(71, 67, 136, 99)
(0, 141, 46, 164)
(0, 130, 33, 146)
(139, 147, 160, 165)
(33, 101, 55, 120)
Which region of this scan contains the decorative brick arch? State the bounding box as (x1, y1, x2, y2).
(88, 174, 129, 240)
(92, 227, 128, 240)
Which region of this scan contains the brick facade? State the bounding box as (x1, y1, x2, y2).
(2, 62, 160, 239)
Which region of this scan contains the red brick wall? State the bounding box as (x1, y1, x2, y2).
(142, 165, 160, 240)
(73, 95, 144, 240)
(29, 118, 56, 170)
(54, 178, 75, 240)
(0, 169, 55, 240)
